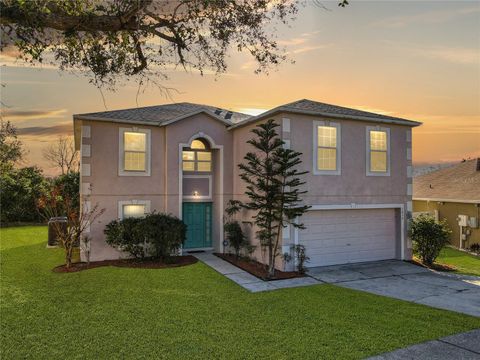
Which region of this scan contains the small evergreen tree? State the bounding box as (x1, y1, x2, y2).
(238, 119, 310, 278)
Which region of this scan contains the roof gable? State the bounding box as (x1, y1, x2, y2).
(73, 102, 251, 127)
(229, 99, 422, 129)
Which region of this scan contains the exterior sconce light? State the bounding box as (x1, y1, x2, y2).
(193, 191, 199, 197)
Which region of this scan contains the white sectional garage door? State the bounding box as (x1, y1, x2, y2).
(298, 208, 397, 267)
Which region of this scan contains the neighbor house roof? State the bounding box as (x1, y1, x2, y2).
(413, 159, 480, 203)
(229, 99, 422, 129)
(73, 102, 251, 126)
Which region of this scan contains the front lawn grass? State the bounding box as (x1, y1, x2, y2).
(1, 226, 479, 359)
(436, 246, 480, 277)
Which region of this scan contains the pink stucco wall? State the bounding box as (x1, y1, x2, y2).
(78, 110, 412, 265)
(231, 112, 412, 268)
(78, 113, 233, 261)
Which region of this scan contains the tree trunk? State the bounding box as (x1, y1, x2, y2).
(65, 245, 72, 269)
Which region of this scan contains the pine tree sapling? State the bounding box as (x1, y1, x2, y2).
(237, 119, 310, 278)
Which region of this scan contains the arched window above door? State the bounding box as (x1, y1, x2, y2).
(182, 138, 212, 172)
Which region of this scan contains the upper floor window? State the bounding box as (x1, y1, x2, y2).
(119, 128, 151, 176)
(182, 139, 212, 172)
(366, 127, 390, 176)
(313, 121, 341, 175)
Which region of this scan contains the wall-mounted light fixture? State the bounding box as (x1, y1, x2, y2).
(193, 190, 199, 197)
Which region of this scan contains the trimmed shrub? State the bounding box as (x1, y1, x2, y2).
(104, 217, 145, 259)
(410, 214, 451, 266)
(224, 221, 247, 258)
(143, 213, 186, 260)
(104, 213, 186, 260)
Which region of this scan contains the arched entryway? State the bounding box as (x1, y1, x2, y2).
(179, 133, 223, 252)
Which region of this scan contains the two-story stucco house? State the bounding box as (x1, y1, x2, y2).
(73, 99, 421, 269)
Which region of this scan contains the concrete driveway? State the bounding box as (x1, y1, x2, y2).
(308, 260, 480, 317)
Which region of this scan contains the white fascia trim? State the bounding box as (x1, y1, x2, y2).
(117, 200, 151, 220)
(182, 175, 213, 200)
(413, 197, 480, 204)
(312, 120, 341, 176)
(304, 203, 405, 260)
(366, 126, 391, 177)
(118, 127, 151, 177)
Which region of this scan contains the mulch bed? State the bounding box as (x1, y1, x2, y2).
(409, 258, 457, 272)
(53, 255, 198, 273)
(214, 253, 303, 281)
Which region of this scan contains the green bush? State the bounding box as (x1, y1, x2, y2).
(104, 217, 145, 259)
(143, 213, 186, 260)
(104, 213, 186, 260)
(0, 166, 49, 224)
(224, 221, 247, 258)
(54, 172, 80, 215)
(410, 215, 451, 266)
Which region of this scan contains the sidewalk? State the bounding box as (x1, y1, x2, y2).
(367, 329, 480, 360)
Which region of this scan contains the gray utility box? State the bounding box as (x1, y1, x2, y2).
(48, 217, 67, 246)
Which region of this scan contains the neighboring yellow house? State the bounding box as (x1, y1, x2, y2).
(413, 159, 480, 249)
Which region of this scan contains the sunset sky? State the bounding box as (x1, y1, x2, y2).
(1, 0, 479, 176)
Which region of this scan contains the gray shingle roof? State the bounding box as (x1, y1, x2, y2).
(74, 99, 421, 129)
(413, 159, 480, 203)
(282, 99, 419, 124)
(74, 102, 251, 126)
(230, 99, 421, 129)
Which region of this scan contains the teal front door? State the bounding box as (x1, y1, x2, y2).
(182, 202, 212, 249)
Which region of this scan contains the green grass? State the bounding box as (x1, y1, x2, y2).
(436, 247, 480, 277)
(1, 226, 479, 359)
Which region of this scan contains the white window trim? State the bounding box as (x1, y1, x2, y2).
(366, 126, 390, 177)
(118, 200, 151, 219)
(182, 175, 213, 200)
(313, 120, 341, 175)
(118, 127, 151, 176)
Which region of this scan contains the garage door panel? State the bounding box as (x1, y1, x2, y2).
(300, 228, 394, 242)
(299, 209, 397, 267)
(302, 235, 395, 250)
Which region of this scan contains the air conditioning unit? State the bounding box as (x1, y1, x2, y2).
(468, 217, 478, 229)
(457, 215, 468, 227)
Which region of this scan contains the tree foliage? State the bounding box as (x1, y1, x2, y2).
(1, 0, 302, 88)
(0, 166, 49, 224)
(0, 120, 24, 172)
(237, 119, 310, 278)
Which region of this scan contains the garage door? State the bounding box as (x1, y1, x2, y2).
(298, 208, 397, 267)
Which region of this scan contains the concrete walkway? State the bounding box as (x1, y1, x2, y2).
(368, 328, 480, 359)
(308, 260, 480, 317)
(192, 252, 320, 292)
